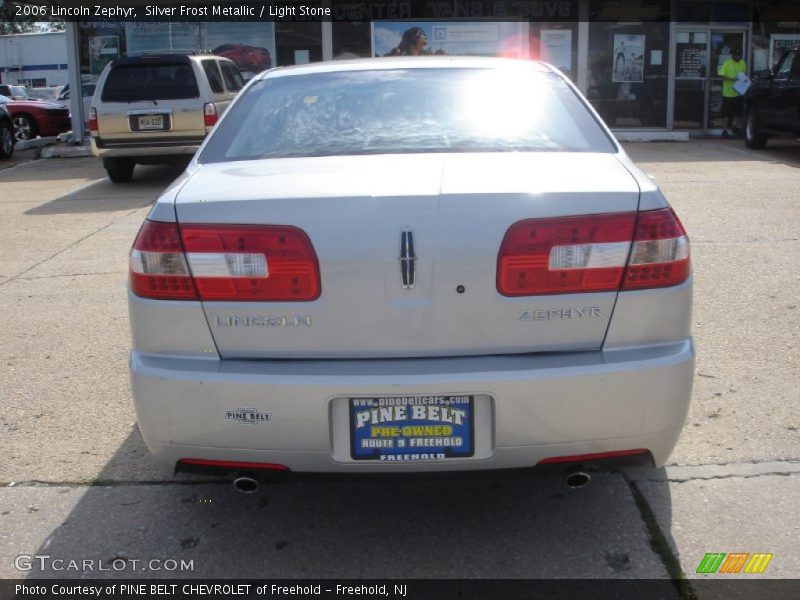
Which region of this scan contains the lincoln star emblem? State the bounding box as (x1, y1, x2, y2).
(400, 227, 416, 289)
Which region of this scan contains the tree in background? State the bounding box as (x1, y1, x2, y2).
(0, 1, 64, 34)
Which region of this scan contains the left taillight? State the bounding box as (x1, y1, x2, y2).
(88, 107, 98, 134)
(130, 220, 197, 300)
(203, 102, 218, 131)
(130, 220, 321, 302)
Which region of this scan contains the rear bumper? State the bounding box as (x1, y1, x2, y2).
(91, 136, 202, 158)
(130, 339, 694, 474)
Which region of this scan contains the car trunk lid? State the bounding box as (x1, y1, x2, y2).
(175, 152, 640, 359)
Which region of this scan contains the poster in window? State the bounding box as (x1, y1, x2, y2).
(612, 34, 645, 83)
(204, 23, 276, 78)
(372, 22, 528, 59)
(89, 36, 120, 77)
(540, 29, 572, 71)
(125, 23, 200, 54)
(769, 34, 800, 71)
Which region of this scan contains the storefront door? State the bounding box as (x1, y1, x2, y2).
(673, 28, 747, 130)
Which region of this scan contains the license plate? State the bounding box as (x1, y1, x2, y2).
(349, 395, 474, 461)
(138, 115, 164, 130)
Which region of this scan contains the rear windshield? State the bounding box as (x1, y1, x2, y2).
(200, 68, 615, 163)
(102, 62, 199, 102)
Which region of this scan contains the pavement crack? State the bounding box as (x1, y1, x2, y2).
(0, 197, 152, 290)
(0, 222, 117, 289)
(18, 271, 123, 281)
(2, 480, 230, 488)
(640, 470, 798, 484)
(622, 472, 697, 600)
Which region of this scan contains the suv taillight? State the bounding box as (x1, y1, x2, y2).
(203, 103, 218, 130)
(130, 220, 321, 301)
(497, 208, 689, 296)
(88, 107, 98, 134)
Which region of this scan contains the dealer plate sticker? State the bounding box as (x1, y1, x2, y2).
(349, 395, 474, 461)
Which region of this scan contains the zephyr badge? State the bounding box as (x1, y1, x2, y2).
(399, 227, 416, 289)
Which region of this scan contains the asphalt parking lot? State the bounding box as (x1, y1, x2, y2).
(0, 141, 798, 588)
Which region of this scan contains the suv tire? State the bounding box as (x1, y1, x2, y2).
(104, 158, 135, 183)
(0, 122, 14, 159)
(745, 109, 768, 149)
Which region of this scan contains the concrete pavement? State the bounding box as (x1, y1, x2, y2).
(0, 142, 798, 589)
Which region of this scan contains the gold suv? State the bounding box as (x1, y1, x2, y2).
(90, 52, 244, 182)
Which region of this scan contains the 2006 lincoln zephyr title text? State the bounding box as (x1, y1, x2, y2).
(127, 57, 693, 486)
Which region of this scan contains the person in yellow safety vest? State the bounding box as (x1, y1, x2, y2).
(718, 48, 747, 138)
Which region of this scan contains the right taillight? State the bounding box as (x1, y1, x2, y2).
(88, 107, 98, 134)
(129, 220, 320, 302)
(497, 207, 690, 296)
(622, 207, 690, 290)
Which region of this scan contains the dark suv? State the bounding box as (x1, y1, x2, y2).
(0, 103, 15, 159)
(744, 45, 800, 149)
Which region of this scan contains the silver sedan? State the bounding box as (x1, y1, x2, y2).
(128, 57, 693, 487)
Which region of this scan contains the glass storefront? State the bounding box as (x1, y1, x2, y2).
(674, 28, 749, 129)
(73, 1, 800, 132)
(587, 0, 671, 128)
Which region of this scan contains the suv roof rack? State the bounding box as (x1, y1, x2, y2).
(122, 50, 216, 58)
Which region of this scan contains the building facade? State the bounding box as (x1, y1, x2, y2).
(66, 0, 800, 134)
(0, 32, 68, 87)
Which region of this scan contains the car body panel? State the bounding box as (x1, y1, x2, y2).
(130, 338, 693, 471)
(175, 152, 640, 359)
(128, 57, 694, 473)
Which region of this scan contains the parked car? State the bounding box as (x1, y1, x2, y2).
(27, 86, 65, 102)
(57, 82, 96, 125)
(128, 58, 694, 487)
(0, 103, 15, 159)
(0, 94, 71, 141)
(90, 52, 244, 183)
(213, 44, 272, 73)
(0, 84, 29, 100)
(744, 45, 800, 149)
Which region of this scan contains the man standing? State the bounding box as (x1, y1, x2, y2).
(718, 48, 747, 138)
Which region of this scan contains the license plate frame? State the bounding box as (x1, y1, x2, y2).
(349, 395, 475, 462)
(137, 115, 165, 130)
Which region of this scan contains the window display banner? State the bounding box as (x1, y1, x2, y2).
(203, 22, 276, 76)
(124, 22, 200, 53)
(372, 22, 529, 59)
(124, 22, 276, 77)
(540, 29, 572, 71)
(769, 34, 800, 71)
(612, 34, 645, 83)
(88, 36, 120, 76)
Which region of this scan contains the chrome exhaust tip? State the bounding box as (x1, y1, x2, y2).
(563, 468, 591, 489)
(232, 476, 259, 494)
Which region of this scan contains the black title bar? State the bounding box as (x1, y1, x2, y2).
(5, 1, 800, 23)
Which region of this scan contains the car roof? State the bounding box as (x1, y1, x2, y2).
(256, 56, 554, 81)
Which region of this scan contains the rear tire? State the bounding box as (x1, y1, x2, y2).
(0, 122, 14, 159)
(104, 158, 135, 183)
(745, 109, 768, 149)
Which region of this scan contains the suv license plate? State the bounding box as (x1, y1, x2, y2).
(349, 395, 474, 461)
(138, 115, 164, 130)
